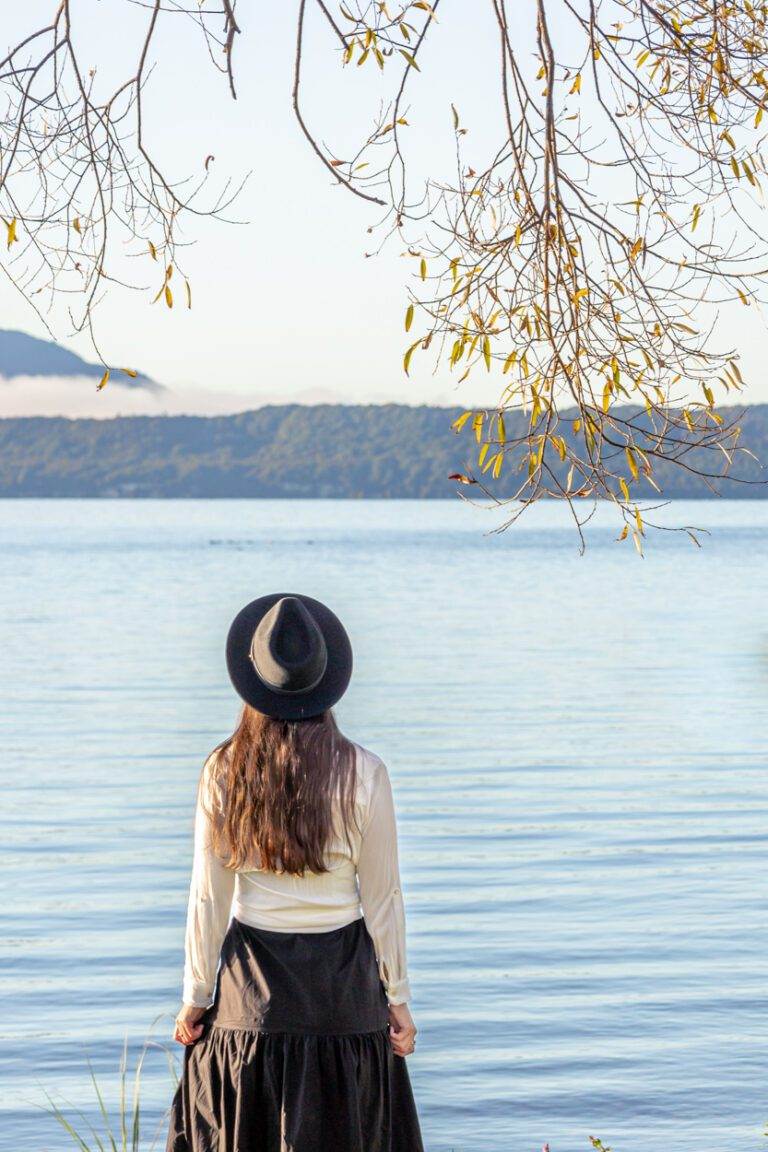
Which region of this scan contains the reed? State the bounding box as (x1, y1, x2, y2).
(39, 1018, 177, 1152)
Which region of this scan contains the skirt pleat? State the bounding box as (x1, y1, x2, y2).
(166, 918, 424, 1152)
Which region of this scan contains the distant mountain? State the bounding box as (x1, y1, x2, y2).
(0, 329, 159, 389)
(0, 403, 765, 498)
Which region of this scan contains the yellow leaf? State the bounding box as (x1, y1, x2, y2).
(6, 217, 17, 249)
(419, 257, 427, 281)
(96, 369, 110, 391)
(478, 442, 489, 467)
(452, 410, 473, 432)
(473, 412, 485, 443)
(708, 105, 718, 124)
(164, 284, 173, 309)
(404, 340, 419, 376)
(482, 335, 491, 372)
(498, 413, 506, 443)
(756, 106, 764, 127)
(73, 217, 82, 235)
(503, 350, 517, 374)
(405, 303, 414, 332)
(148, 240, 157, 261)
(691, 204, 701, 231)
(358, 48, 369, 66)
(569, 73, 582, 94)
(122, 368, 138, 379)
(626, 446, 639, 479)
(573, 417, 582, 433)
(602, 383, 612, 413)
(573, 287, 589, 303)
(492, 452, 503, 479)
(617, 524, 629, 541)
(702, 382, 714, 407)
(619, 477, 630, 502)
(399, 49, 421, 71)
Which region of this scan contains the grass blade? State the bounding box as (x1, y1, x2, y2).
(86, 1056, 118, 1152)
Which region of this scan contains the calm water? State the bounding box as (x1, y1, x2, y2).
(1, 499, 766, 1152)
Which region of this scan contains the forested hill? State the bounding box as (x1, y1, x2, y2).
(0, 403, 765, 498)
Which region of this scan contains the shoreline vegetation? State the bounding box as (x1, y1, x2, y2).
(0, 403, 766, 500)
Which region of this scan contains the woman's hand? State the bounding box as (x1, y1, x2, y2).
(388, 1002, 417, 1057)
(173, 1004, 208, 1046)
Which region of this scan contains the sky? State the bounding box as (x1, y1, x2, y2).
(1, 1, 767, 418)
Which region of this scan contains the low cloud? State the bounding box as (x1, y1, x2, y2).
(0, 375, 344, 418)
(0, 374, 480, 418)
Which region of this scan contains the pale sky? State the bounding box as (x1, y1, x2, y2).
(1, 1, 767, 417)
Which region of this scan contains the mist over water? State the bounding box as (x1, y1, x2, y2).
(1, 498, 766, 1152)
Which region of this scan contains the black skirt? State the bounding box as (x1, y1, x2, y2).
(166, 916, 424, 1152)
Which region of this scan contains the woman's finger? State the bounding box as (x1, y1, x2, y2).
(174, 1023, 202, 1046)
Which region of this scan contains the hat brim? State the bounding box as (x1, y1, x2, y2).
(225, 593, 353, 720)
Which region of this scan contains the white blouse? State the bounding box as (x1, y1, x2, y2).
(181, 743, 412, 1008)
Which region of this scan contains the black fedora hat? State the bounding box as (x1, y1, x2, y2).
(225, 593, 353, 720)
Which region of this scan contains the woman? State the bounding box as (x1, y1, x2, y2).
(166, 593, 423, 1152)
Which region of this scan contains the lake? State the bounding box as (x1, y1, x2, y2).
(1, 498, 766, 1152)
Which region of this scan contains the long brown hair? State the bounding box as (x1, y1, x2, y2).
(202, 705, 359, 875)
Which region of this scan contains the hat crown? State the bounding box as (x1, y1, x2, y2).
(249, 596, 328, 695)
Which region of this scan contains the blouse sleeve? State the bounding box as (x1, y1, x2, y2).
(356, 755, 413, 1006)
(181, 755, 236, 1008)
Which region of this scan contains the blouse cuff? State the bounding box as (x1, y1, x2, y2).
(385, 976, 412, 1006)
(182, 977, 215, 1008)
